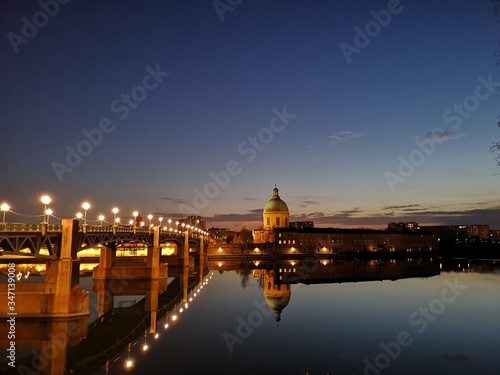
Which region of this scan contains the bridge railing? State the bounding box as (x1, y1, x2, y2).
(0, 223, 63, 232)
(0, 222, 207, 240)
(80, 225, 154, 233)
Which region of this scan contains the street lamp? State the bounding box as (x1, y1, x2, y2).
(45, 208, 53, 225)
(168, 219, 172, 230)
(112, 208, 119, 227)
(98, 215, 105, 226)
(148, 214, 153, 227)
(1, 202, 10, 224)
(82, 202, 90, 231)
(159, 217, 163, 228)
(41, 195, 51, 223)
(76, 212, 83, 220)
(133, 211, 138, 227)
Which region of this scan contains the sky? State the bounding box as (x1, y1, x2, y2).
(1, 0, 499, 230)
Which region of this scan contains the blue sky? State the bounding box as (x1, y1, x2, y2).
(1, 0, 499, 229)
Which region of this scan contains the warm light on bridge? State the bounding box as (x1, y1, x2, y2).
(1, 202, 10, 224)
(41, 194, 51, 224)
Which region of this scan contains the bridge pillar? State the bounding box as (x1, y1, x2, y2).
(93, 228, 166, 280)
(96, 288, 114, 318)
(145, 279, 160, 334)
(183, 229, 189, 266)
(182, 263, 189, 303)
(199, 237, 205, 284)
(0, 316, 87, 375)
(147, 226, 163, 279)
(43, 219, 88, 317)
(91, 245, 116, 279)
(0, 219, 89, 318)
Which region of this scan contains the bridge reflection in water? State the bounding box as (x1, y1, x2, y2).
(0, 259, 209, 375)
(0, 256, 440, 374)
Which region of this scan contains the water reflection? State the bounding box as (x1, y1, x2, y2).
(0, 262, 210, 375)
(215, 257, 440, 323)
(1, 257, 499, 375)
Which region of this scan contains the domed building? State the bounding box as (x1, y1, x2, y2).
(262, 269, 291, 322)
(263, 186, 289, 230)
(253, 186, 290, 243)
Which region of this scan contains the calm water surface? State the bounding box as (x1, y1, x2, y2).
(104, 258, 499, 375)
(1, 258, 499, 375)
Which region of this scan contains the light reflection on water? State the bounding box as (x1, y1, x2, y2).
(1, 258, 499, 375)
(106, 258, 499, 375)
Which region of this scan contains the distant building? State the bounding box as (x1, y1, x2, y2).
(490, 229, 500, 240)
(387, 222, 419, 231)
(208, 227, 228, 238)
(467, 225, 490, 239)
(290, 221, 314, 229)
(420, 225, 490, 242)
(253, 187, 436, 253)
(273, 227, 436, 253)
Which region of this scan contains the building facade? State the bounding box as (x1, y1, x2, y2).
(253, 187, 437, 253)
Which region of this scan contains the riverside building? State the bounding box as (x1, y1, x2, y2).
(252, 187, 437, 253)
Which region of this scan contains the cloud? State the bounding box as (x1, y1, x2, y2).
(298, 199, 320, 208)
(328, 131, 367, 141)
(336, 207, 361, 217)
(160, 197, 185, 204)
(292, 212, 325, 220)
(289, 206, 500, 229)
(207, 211, 262, 222)
(382, 204, 420, 211)
(414, 130, 465, 143)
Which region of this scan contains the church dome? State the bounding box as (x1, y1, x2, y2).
(263, 187, 289, 213)
(264, 295, 291, 322)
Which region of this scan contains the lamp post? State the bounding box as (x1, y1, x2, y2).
(148, 214, 153, 228)
(45, 208, 53, 225)
(112, 208, 119, 226)
(133, 211, 138, 227)
(41, 195, 51, 224)
(159, 217, 163, 229)
(82, 202, 90, 233)
(98, 215, 104, 226)
(1, 202, 10, 225)
(168, 219, 172, 230)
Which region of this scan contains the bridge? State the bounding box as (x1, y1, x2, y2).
(0, 219, 210, 318)
(0, 221, 207, 259)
